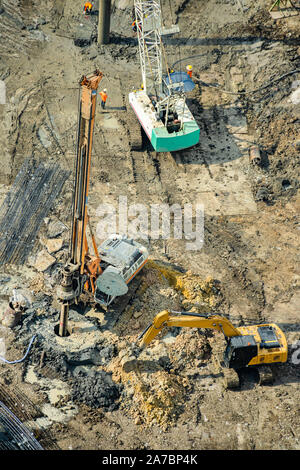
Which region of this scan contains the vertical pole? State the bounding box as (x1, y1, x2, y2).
(59, 303, 69, 337)
(98, 0, 111, 45)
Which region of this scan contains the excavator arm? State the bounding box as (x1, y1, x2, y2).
(139, 310, 242, 347)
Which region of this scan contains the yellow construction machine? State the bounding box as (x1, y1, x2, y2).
(134, 310, 288, 389)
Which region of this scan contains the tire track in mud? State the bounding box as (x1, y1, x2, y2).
(0, 1, 38, 55)
(130, 147, 181, 205)
(120, 84, 265, 326)
(122, 90, 175, 204)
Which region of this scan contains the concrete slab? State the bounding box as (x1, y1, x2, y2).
(99, 114, 122, 130)
(263, 291, 300, 327)
(195, 189, 257, 216)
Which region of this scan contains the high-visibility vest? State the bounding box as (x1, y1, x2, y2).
(132, 20, 142, 32)
(100, 91, 107, 102)
(186, 65, 193, 79)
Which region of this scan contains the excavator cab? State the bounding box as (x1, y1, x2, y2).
(257, 325, 281, 349)
(223, 335, 258, 370)
(223, 325, 286, 371)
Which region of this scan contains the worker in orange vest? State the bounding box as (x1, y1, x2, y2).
(99, 89, 108, 110)
(132, 20, 137, 33)
(132, 19, 142, 34)
(83, 1, 93, 15)
(186, 65, 193, 79)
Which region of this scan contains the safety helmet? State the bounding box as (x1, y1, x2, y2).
(186, 65, 193, 70)
(103, 89, 107, 93)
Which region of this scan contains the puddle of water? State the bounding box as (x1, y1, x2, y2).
(0, 337, 6, 358)
(41, 403, 77, 424)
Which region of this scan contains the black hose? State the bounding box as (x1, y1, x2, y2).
(171, 52, 300, 95)
(170, 310, 211, 318)
(137, 323, 152, 341)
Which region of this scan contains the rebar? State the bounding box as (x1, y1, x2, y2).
(0, 158, 70, 265)
(0, 401, 43, 450)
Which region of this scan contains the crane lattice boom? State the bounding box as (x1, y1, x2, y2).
(134, 0, 163, 95)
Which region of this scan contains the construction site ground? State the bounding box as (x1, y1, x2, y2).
(0, 0, 299, 452)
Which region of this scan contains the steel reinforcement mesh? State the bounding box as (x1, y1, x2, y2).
(0, 382, 60, 450)
(0, 158, 70, 265)
(0, 401, 44, 450)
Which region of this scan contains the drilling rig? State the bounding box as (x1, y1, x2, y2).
(128, 0, 200, 152)
(57, 70, 148, 337)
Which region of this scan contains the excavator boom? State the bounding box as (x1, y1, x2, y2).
(140, 310, 241, 347)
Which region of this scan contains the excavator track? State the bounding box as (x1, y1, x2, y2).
(258, 365, 274, 385)
(222, 368, 240, 390)
(211, 350, 240, 390)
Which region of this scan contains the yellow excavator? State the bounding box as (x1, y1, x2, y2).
(130, 310, 288, 389)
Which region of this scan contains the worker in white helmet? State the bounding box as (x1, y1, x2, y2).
(99, 88, 108, 110)
(186, 65, 193, 79)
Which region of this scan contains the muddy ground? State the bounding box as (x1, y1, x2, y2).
(0, 0, 299, 451)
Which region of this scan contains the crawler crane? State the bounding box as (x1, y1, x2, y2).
(57, 70, 148, 336)
(135, 310, 288, 388)
(128, 0, 200, 152)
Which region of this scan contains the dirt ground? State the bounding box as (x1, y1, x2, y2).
(0, 0, 299, 452)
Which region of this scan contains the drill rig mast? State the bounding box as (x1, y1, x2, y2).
(57, 70, 149, 337)
(57, 70, 103, 337)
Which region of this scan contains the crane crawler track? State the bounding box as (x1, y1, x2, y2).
(125, 97, 143, 151)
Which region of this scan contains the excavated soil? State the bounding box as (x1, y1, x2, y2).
(0, 0, 299, 451)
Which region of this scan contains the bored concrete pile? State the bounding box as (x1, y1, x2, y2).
(14, 306, 124, 412)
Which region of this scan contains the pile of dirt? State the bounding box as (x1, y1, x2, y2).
(148, 261, 221, 308)
(108, 327, 212, 430)
(70, 370, 122, 411)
